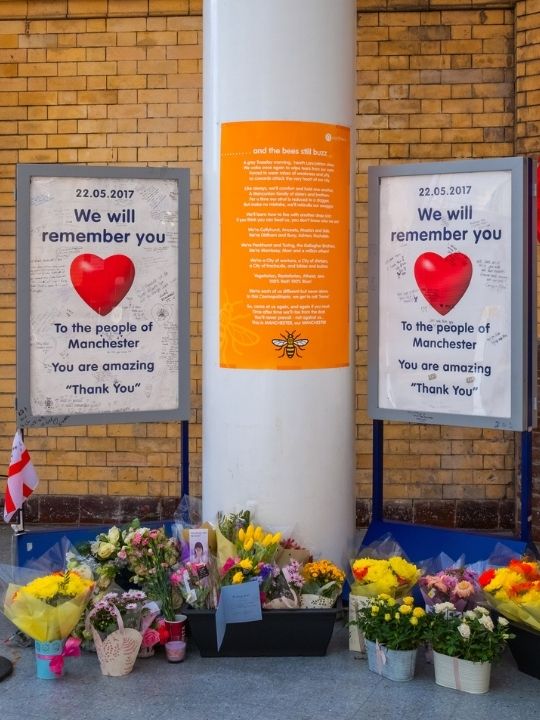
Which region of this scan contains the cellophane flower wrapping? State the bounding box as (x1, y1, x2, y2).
(219, 521, 282, 605)
(418, 553, 483, 612)
(0, 538, 94, 643)
(67, 523, 133, 592)
(479, 557, 540, 632)
(1, 566, 94, 642)
(173, 495, 218, 564)
(350, 535, 420, 598)
(121, 525, 179, 621)
(171, 557, 219, 610)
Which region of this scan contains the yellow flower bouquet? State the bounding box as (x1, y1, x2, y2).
(350, 557, 421, 598)
(348, 555, 420, 653)
(479, 559, 540, 632)
(220, 523, 282, 589)
(4, 570, 94, 642)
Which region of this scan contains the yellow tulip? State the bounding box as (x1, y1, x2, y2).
(246, 524, 254, 539)
(262, 535, 272, 547)
(254, 526, 263, 541)
(243, 538, 254, 551)
(232, 572, 244, 584)
(271, 532, 282, 544)
(238, 528, 245, 542)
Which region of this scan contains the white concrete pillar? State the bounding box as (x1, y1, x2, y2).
(203, 0, 356, 564)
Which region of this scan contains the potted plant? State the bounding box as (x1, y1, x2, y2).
(351, 593, 427, 682)
(300, 559, 346, 608)
(479, 558, 540, 678)
(427, 602, 513, 693)
(86, 589, 154, 676)
(348, 556, 421, 652)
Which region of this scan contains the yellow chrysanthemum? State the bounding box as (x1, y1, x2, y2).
(412, 607, 426, 618)
(232, 571, 244, 584)
(239, 558, 253, 571)
(399, 604, 412, 615)
(403, 596, 414, 606)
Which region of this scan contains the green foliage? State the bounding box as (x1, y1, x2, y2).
(427, 603, 514, 663)
(350, 594, 428, 651)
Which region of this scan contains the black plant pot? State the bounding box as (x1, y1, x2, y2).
(184, 607, 338, 658)
(507, 623, 540, 679)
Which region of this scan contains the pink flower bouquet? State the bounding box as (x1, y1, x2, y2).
(419, 567, 482, 613)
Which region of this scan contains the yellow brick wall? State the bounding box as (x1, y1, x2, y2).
(0, 0, 533, 529)
(0, 3, 203, 505)
(355, 5, 517, 525)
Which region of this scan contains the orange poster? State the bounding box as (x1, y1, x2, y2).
(220, 120, 350, 370)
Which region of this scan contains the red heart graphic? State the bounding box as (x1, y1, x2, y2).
(414, 252, 472, 316)
(70, 254, 135, 316)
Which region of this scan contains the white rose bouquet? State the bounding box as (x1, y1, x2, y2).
(68, 525, 129, 591)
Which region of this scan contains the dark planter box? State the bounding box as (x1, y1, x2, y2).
(184, 607, 338, 657)
(507, 623, 540, 679)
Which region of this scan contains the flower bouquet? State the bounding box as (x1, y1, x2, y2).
(86, 589, 158, 675)
(479, 558, 540, 679)
(479, 558, 540, 631)
(263, 559, 304, 609)
(3, 570, 93, 679)
(348, 555, 420, 653)
(275, 537, 312, 569)
(351, 556, 421, 598)
(171, 560, 218, 610)
(419, 567, 482, 613)
(427, 602, 513, 693)
(351, 594, 427, 681)
(220, 523, 281, 593)
(300, 559, 345, 608)
(68, 525, 128, 591)
(121, 525, 180, 621)
(215, 508, 251, 568)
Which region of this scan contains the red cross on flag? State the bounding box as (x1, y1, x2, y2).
(3, 430, 39, 523)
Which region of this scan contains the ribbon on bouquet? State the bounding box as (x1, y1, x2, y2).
(46, 637, 82, 676)
(375, 640, 387, 675)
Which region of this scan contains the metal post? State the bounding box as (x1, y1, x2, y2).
(372, 419, 384, 522)
(181, 419, 189, 498)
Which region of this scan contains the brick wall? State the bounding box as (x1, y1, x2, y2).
(516, 0, 540, 541)
(0, 0, 537, 536)
(0, 1, 203, 521)
(355, 3, 519, 533)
